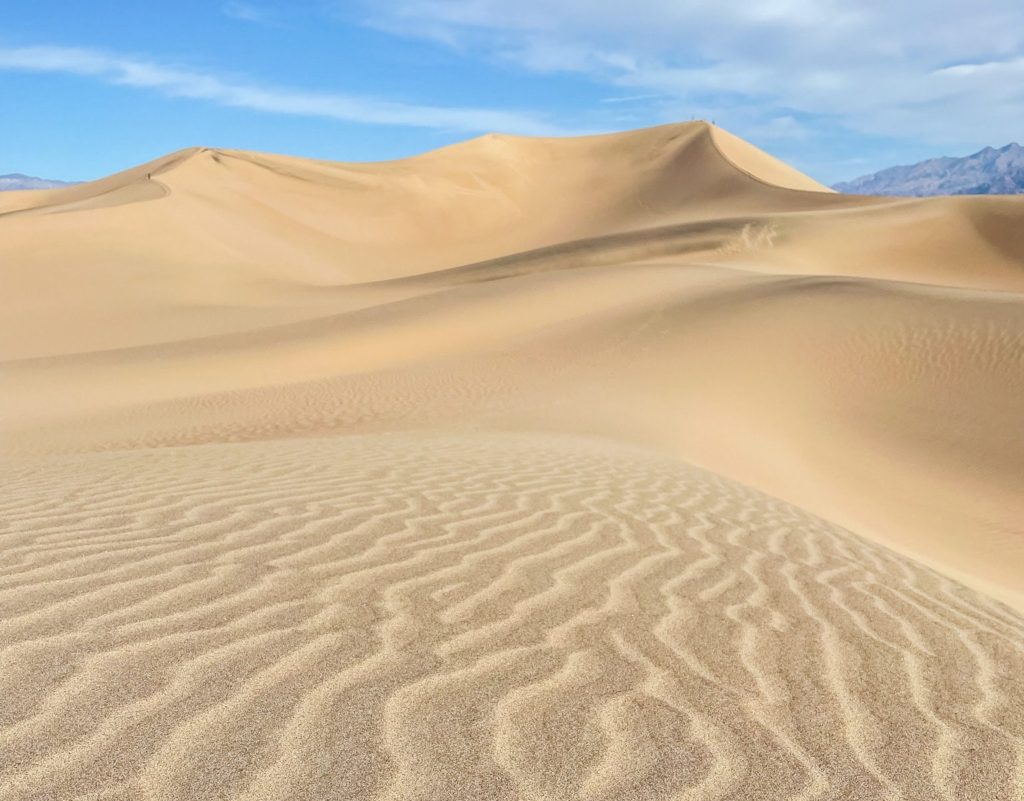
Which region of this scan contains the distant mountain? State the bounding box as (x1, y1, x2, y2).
(834, 143, 1024, 196)
(0, 173, 74, 191)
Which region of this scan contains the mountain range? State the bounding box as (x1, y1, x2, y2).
(0, 172, 75, 191)
(834, 143, 1024, 196)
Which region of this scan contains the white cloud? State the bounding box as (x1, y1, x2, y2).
(600, 94, 664, 105)
(745, 115, 813, 141)
(935, 57, 1024, 79)
(360, 1, 1024, 147)
(0, 44, 567, 136)
(222, 2, 276, 25)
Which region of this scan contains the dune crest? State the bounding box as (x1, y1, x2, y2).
(706, 124, 835, 192)
(2, 122, 1023, 799)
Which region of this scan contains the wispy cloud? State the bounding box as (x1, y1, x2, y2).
(361, 1, 1024, 148)
(0, 44, 568, 135)
(222, 2, 276, 25)
(599, 94, 664, 104)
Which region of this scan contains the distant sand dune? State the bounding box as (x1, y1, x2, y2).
(2, 121, 1023, 799)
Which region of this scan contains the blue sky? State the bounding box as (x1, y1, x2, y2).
(3, 1, 1023, 184)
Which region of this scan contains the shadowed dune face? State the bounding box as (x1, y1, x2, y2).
(2, 121, 1024, 799)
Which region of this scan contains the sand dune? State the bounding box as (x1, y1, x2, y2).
(2, 121, 1023, 799)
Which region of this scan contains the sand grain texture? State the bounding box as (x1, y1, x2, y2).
(2, 122, 1023, 799)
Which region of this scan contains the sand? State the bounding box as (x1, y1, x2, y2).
(1, 121, 1023, 799)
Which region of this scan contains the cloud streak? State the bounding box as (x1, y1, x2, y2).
(361, 1, 1024, 148)
(222, 2, 276, 25)
(0, 44, 567, 136)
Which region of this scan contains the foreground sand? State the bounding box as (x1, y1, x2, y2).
(2, 122, 1023, 798)
(3, 432, 1023, 800)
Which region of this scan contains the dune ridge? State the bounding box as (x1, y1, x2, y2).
(2, 121, 1023, 799)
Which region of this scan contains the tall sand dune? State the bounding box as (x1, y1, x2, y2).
(2, 121, 1023, 799)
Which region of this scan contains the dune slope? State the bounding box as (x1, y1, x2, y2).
(1, 121, 1023, 800)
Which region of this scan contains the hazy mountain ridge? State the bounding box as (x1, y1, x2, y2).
(0, 173, 75, 191)
(834, 143, 1024, 196)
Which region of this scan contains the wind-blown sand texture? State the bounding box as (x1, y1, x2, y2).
(2, 122, 1023, 799)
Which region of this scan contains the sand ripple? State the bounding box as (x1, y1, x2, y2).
(2, 431, 1022, 800)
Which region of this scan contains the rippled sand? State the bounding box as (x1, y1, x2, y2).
(2, 122, 1023, 798)
(3, 433, 1023, 800)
